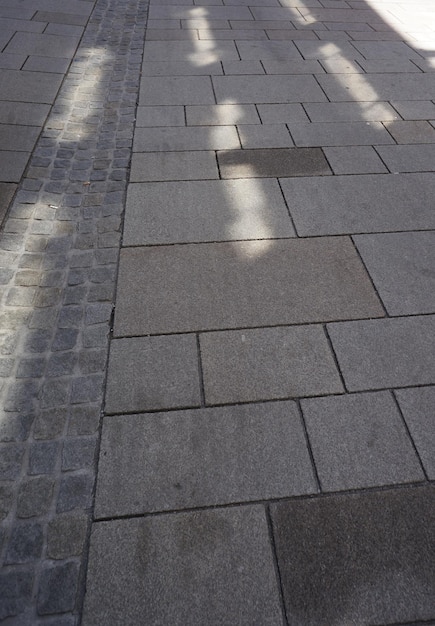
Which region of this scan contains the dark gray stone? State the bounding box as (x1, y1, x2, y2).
(33, 408, 67, 440)
(47, 513, 88, 559)
(396, 387, 435, 480)
(41, 379, 71, 408)
(0, 483, 13, 520)
(0, 444, 25, 479)
(0, 570, 33, 621)
(270, 485, 435, 625)
(328, 316, 435, 391)
(95, 401, 316, 517)
(17, 476, 55, 518)
(62, 437, 97, 471)
(82, 507, 282, 625)
(28, 441, 59, 475)
(217, 147, 331, 178)
(105, 335, 201, 414)
(5, 522, 43, 563)
(301, 392, 424, 491)
(37, 561, 80, 615)
(0, 182, 16, 223)
(354, 232, 435, 315)
(57, 472, 94, 513)
(68, 405, 100, 436)
(114, 239, 383, 336)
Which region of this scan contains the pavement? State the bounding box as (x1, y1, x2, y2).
(1, 0, 435, 623)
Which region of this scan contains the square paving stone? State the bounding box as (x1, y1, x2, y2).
(114, 238, 383, 336)
(301, 391, 424, 491)
(200, 325, 344, 404)
(133, 126, 240, 152)
(328, 315, 435, 391)
(129, 151, 219, 182)
(280, 173, 435, 235)
(105, 335, 201, 414)
(139, 76, 215, 105)
(83, 507, 283, 626)
(123, 179, 294, 245)
(217, 147, 331, 177)
(212, 75, 327, 103)
(0, 70, 62, 103)
(270, 485, 435, 625)
(324, 146, 388, 174)
(95, 401, 317, 517)
(396, 386, 435, 479)
(4, 33, 80, 58)
(354, 232, 435, 315)
(288, 121, 394, 147)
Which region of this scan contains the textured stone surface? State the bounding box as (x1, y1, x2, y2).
(105, 335, 201, 414)
(301, 392, 424, 491)
(328, 316, 435, 391)
(271, 486, 435, 625)
(288, 121, 394, 146)
(130, 151, 219, 182)
(200, 325, 343, 404)
(217, 147, 331, 177)
(83, 507, 283, 625)
(324, 146, 388, 174)
(114, 238, 383, 336)
(376, 144, 435, 173)
(95, 401, 317, 517)
(133, 125, 240, 151)
(212, 75, 327, 103)
(139, 76, 215, 105)
(123, 179, 294, 245)
(37, 562, 80, 615)
(354, 232, 435, 315)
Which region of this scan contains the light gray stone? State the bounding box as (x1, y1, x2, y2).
(233, 40, 302, 60)
(262, 59, 323, 73)
(23, 56, 70, 73)
(199, 28, 268, 40)
(83, 507, 283, 626)
(271, 485, 435, 625)
(384, 120, 435, 143)
(328, 315, 435, 391)
(95, 401, 316, 517)
(218, 147, 331, 176)
(133, 126, 240, 152)
(148, 5, 253, 19)
(238, 124, 294, 148)
(0, 151, 31, 182)
(396, 387, 435, 480)
(212, 75, 327, 103)
(257, 103, 308, 123)
(0, 69, 62, 103)
(186, 104, 260, 125)
(114, 238, 383, 336)
(140, 61, 223, 75)
(0, 53, 26, 69)
(222, 60, 264, 74)
(354, 232, 435, 315)
(139, 76, 215, 105)
(280, 173, 435, 235)
(130, 151, 219, 182)
(4, 32, 80, 58)
(304, 101, 399, 122)
(200, 325, 344, 404)
(135, 105, 185, 127)
(143, 40, 239, 62)
(358, 59, 423, 73)
(324, 146, 388, 174)
(32, 11, 89, 25)
(105, 335, 201, 414)
(352, 41, 423, 60)
(0, 124, 40, 152)
(0, 101, 50, 125)
(317, 72, 435, 102)
(123, 178, 293, 245)
(391, 100, 435, 120)
(288, 121, 394, 147)
(302, 391, 424, 491)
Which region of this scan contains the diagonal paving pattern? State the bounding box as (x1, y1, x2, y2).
(1, 0, 435, 623)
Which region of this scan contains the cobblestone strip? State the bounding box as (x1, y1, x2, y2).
(0, 0, 148, 622)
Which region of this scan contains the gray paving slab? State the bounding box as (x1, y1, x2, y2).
(0, 182, 16, 222)
(0, 102, 50, 126)
(357, 59, 423, 72)
(105, 335, 201, 414)
(0, 6, 35, 19)
(227, 19, 295, 30)
(139, 76, 214, 105)
(280, 173, 435, 235)
(32, 10, 89, 25)
(395, 387, 435, 480)
(294, 40, 364, 60)
(376, 144, 435, 172)
(384, 120, 435, 143)
(22, 56, 71, 73)
(222, 60, 264, 74)
(0, 125, 40, 152)
(353, 232, 435, 315)
(186, 104, 260, 125)
(4, 32, 80, 58)
(0, 151, 30, 183)
(304, 101, 399, 122)
(133, 126, 240, 151)
(0, 69, 62, 103)
(270, 485, 435, 625)
(301, 391, 424, 491)
(318, 58, 363, 73)
(0, 54, 25, 70)
(143, 40, 239, 62)
(114, 238, 383, 335)
(267, 30, 320, 40)
(217, 147, 331, 176)
(235, 40, 303, 60)
(123, 179, 293, 245)
(317, 72, 435, 101)
(238, 124, 295, 148)
(130, 151, 219, 182)
(198, 29, 268, 40)
(324, 146, 388, 174)
(148, 5, 253, 19)
(391, 100, 435, 120)
(261, 59, 324, 73)
(182, 19, 230, 29)
(95, 401, 317, 517)
(145, 28, 197, 40)
(46, 22, 84, 35)
(141, 61, 223, 75)
(212, 75, 327, 103)
(135, 105, 185, 126)
(352, 41, 423, 59)
(288, 121, 394, 146)
(327, 315, 435, 391)
(83, 507, 283, 626)
(200, 325, 344, 404)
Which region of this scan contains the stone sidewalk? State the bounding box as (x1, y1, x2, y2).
(2, 0, 435, 623)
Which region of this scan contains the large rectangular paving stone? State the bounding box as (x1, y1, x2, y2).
(139, 76, 214, 105)
(0, 102, 50, 125)
(212, 75, 327, 103)
(133, 126, 240, 151)
(328, 315, 435, 391)
(200, 325, 344, 404)
(217, 147, 331, 177)
(395, 387, 435, 480)
(304, 101, 399, 122)
(288, 121, 394, 146)
(376, 144, 435, 172)
(148, 5, 254, 19)
(354, 232, 435, 315)
(280, 173, 435, 235)
(141, 61, 223, 76)
(95, 401, 317, 517)
(114, 238, 384, 336)
(301, 391, 424, 492)
(123, 179, 294, 245)
(142, 40, 239, 62)
(105, 335, 201, 414)
(4, 32, 80, 58)
(270, 485, 435, 625)
(0, 151, 30, 182)
(235, 40, 303, 60)
(0, 70, 62, 103)
(317, 73, 435, 101)
(83, 507, 282, 626)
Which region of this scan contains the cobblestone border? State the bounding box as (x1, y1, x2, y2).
(0, 0, 148, 622)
